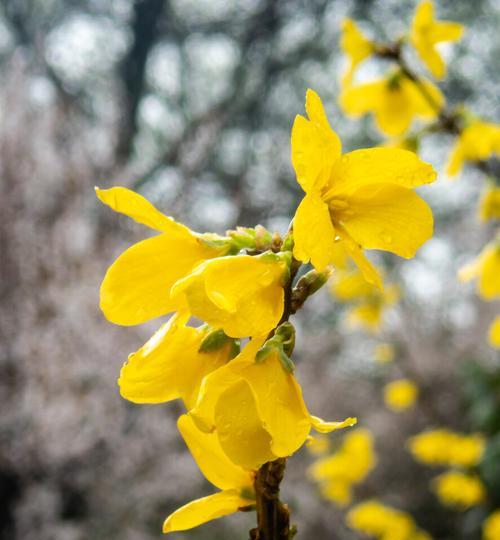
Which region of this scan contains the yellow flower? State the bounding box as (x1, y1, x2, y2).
(340, 72, 444, 136)
(292, 89, 436, 287)
(410, 0, 464, 79)
(432, 471, 485, 509)
(163, 414, 255, 534)
(446, 121, 500, 177)
(479, 185, 500, 222)
(96, 187, 227, 326)
(483, 510, 500, 540)
(309, 429, 376, 507)
(384, 379, 418, 412)
(330, 267, 400, 333)
(408, 429, 485, 468)
(374, 343, 395, 364)
(170, 253, 286, 338)
(489, 317, 500, 349)
(458, 240, 500, 300)
(340, 18, 374, 87)
(190, 337, 356, 470)
(306, 435, 331, 456)
(118, 314, 233, 409)
(346, 500, 430, 539)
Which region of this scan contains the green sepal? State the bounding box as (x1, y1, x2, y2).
(199, 328, 229, 353)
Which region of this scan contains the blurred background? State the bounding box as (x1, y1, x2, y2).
(1, 0, 499, 539)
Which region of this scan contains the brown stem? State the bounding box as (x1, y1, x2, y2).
(250, 459, 290, 540)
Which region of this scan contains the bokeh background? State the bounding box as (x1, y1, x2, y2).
(1, 0, 499, 539)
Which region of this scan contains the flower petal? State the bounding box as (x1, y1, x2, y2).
(178, 414, 253, 491)
(488, 317, 500, 349)
(339, 183, 434, 259)
(96, 186, 189, 234)
(293, 193, 337, 271)
(311, 416, 357, 434)
(163, 490, 253, 534)
(329, 148, 436, 198)
(291, 90, 341, 193)
(100, 233, 214, 325)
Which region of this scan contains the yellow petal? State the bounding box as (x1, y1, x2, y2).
(163, 490, 253, 534)
(338, 183, 434, 259)
(383, 379, 419, 412)
(293, 193, 337, 271)
(171, 255, 285, 338)
(329, 148, 436, 198)
(347, 303, 384, 333)
(330, 268, 376, 300)
(479, 245, 500, 300)
(177, 414, 252, 491)
(215, 379, 276, 470)
(340, 19, 373, 87)
(231, 351, 311, 458)
(100, 232, 216, 325)
(291, 90, 341, 193)
(374, 84, 415, 136)
(478, 185, 500, 222)
(401, 76, 444, 117)
(489, 317, 500, 349)
(311, 416, 357, 434)
(95, 186, 189, 234)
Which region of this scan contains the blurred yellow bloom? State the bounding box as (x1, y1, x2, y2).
(489, 316, 500, 349)
(346, 500, 431, 539)
(340, 18, 374, 87)
(478, 185, 500, 222)
(190, 337, 356, 470)
(446, 121, 500, 177)
(163, 414, 255, 534)
(408, 429, 485, 468)
(118, 314, 232, 409)
(340, 72, 444, 136)
(432, 471, 485, 509)
(374, 343, 395, 364)
(306, 435, 331, 456)
(384, 379, 418, 412)
(171, 253, 286, 338)
(483, 510, 500, 540)
(292, 89, 436, 288)
(330, 267, 400, 333)
(309, 429, 376, 507)
(458, 240, 500, 300)
(96, 186, 226, 326)
(410, 0, 463, 79)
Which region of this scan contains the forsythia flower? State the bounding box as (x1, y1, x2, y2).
(330, 267, 400, 333)
(384, 379, 418, 412)
(346, 500, 432, 540)
(306, 435, 331, 456)
(118, 314, 233, 408)
(170, 253, 286, 338)
(458, 240, 500, 300)
(489, 316, 500, 349)
(340, 72, 444, 136)
(292, 89, 436, 287)
(374, 343, 395, 364)
(479, 185, 500, 222)
(483, 510, 500, 540)
(309, 429, 376, 506)
(96, 187, 228, 325)
(190, 337, 356, 470)
(163, 414, 255, 534)
(432, 471, 485, 509)
(410, 0, 464, 79)
(408, 429, 485, 468)
(446, 121, 500, 177)
(340, 18, 374, 87)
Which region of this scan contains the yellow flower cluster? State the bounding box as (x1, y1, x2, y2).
(483, 510, 500, 540)
(97, 89, 437, 534)
(309, 429, 377, 507)
(330, 266, 400, 333)
(408, 429, 485, 468)
(346, 500, 432, 540)
(432, 471, 485, 510)
(384, 379, 418, 412)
